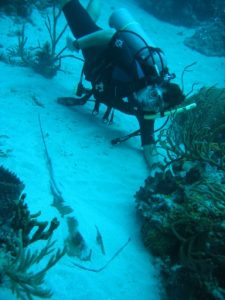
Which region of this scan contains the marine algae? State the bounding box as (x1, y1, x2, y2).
(135, 87, 225, 300)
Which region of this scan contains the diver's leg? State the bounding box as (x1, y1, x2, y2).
(86, 0, 101, 23)
(59, 0, 70, 9)
(59, 0, 101, 22)
(61, 0, 101, 39)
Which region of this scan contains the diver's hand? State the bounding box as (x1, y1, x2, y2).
(66, 36, 80, 52)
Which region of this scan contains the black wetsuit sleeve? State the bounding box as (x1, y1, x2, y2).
(137, 115, 155, 146)
(108, 95, 155, 146)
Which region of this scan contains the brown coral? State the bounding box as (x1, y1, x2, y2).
(0, 166, 64, 299)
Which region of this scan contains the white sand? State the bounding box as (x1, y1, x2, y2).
(0, 0, 224, 299)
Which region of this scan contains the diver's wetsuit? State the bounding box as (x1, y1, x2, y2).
(63, 0, 155, 146)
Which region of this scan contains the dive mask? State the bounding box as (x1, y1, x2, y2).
(134, 85, 164, 113)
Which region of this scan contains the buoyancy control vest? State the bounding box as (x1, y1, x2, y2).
(89, 8, 171, 102)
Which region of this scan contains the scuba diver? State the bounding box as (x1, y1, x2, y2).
(58, 0, 186, 169)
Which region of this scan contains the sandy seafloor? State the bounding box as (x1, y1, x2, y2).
(0, 0, 224, 299)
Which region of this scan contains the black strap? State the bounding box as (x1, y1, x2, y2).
(111, 129, 140, 145)
(111, 116, 170, 145)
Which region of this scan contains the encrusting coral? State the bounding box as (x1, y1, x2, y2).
(135, 87, 225, 300)
(184, 19, 225, 57)
(0, 165, 65, 299)
(140, 0, 225, 56)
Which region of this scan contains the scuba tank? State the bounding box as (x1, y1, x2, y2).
(109, 8, 167, 76)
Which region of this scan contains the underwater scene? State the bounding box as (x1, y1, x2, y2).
(0, 0, 225, 299)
